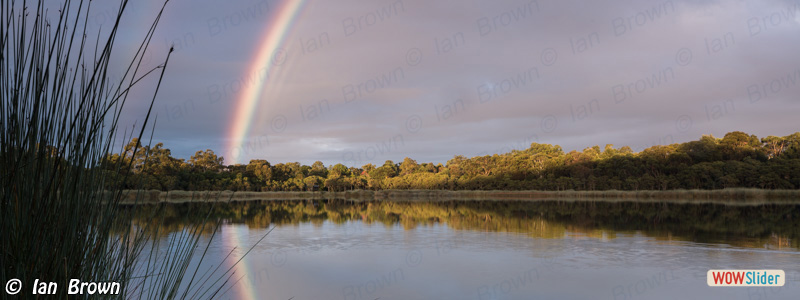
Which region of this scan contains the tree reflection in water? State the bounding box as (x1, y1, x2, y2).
(123, 200, 800, 250)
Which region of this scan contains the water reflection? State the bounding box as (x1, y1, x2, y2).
(127, 199, 800, 251)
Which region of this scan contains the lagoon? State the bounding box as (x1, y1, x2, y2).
(137, 200, 800, 299)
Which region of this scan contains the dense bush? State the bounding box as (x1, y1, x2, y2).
(106, 131, 800, 192)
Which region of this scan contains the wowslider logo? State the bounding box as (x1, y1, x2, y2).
(707, 270, 785, 287)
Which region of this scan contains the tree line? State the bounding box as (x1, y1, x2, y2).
(101, 131, 800, 192)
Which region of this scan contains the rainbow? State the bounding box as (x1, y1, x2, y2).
(226, 0, 309, 165)
(223, 225, 258, 300)
(222, 1, 309, 298)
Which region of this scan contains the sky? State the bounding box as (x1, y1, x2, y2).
(90, 0, 800, 167)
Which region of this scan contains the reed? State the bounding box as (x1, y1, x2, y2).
(1, 1, 240, 298)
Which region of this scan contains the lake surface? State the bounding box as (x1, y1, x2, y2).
(137, 200, 800, 300)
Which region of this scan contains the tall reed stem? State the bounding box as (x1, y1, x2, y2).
(1, 1, 237, 298)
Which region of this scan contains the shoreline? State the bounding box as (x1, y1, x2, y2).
(116, 188, 800, 205)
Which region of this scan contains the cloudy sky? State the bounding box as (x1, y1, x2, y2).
(96, 0, 800, 166)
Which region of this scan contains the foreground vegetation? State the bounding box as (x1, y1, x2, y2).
(107, 131, 800, 191)
(1, 1, 233, 298)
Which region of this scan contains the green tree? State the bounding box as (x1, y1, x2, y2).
(329, 163, 350, 177)
(310, 161, 328, 177)
(400, 157, 419, 176)
(189, 149, 224, 173)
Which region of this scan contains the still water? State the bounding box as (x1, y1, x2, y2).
(139, 200, 800, 299)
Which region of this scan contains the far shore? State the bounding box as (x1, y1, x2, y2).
(116, 188, 800, 205)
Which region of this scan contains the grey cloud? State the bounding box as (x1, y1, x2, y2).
(99, 0, 800, 165)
